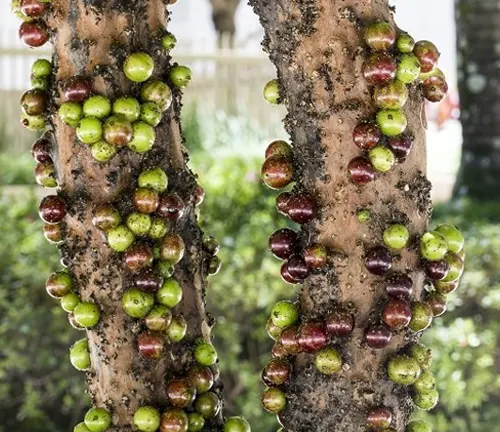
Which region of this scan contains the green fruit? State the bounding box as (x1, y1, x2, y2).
(387, 355, 421, 385)
(420, 68, 445, 82)
(157, 260, 175, 278)
(113, 97, 141, 122)
(126, 212, 152, 236)
(58, 102, 83, 127)
(314, 347, 342, 375)
(69, 338, 91, 371)
(187, 412, 205, 431)
(149, 217, 170, 239)
(141, 80, 172, 111)
(263, 79, 280, 104)
(396, 54, 421, 84)
(73, 302, 100, 328)
(271, 300, 299, 328)
(84, 407, 112, 432)
(77, 117, 103, 144)
(46, 271, 73, 298)
(195, 342, 218, 366)
(140, 102, 163, 127)
(162, 33, 177, 51)
(145, 305, 172, 332)
(107, 225, 135, 252)
(90, 140, 117, 162)
(368, 145, 396, 173)
(420, 231, 448, 261)
(133, 406, 161, 432)
(83, 95, 112, 119)
(413, 370, 436, 393)
(413, 388, 439, 410)
(31, 75, 49, 90)
(21, 114, 46, 131)
(157, 278, 183, 308)
(357, 209, 371, 223)
(409, 302, 433, 332)
(74, 422, 92, 432)
(223, 416, 251, 432)
(169, 65, 192, 88)
(261, 387, 286, 413)
(396, 33, 415, 53)
(434, 224, 464, 253)
(32, 58, 52, 77)
(61, 292, 80, 312)
(409, 343, 433, 370)
(407, 420, 432, 432)
(376, 110, 407, 137)
(124, 52, 155, 83)
(128, 121, 155, 153)
(383, 224, 410, 249)
(122, 288, 155, 318)
(194, 392, 220, 419)
(441, 252, 464, 282)
(166, 315, 187, 342)
(138, 168, 168, 192)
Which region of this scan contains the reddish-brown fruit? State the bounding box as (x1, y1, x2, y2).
(435, 279, 460, 295)
(366, 407, 393, 429)
(261, 155, 294, 190)
(424, 259, 450, 281)
(280, 262, 302, 285)
(423, 76, 449, 102)
(285, 254, 309, 281)
(20, 0, 47, 17)
(166, 378, 197, 409)
(325, 310, 355, 337)
(353, 123, 382, 150)
(297, 321, 329, 353)
(425, 292, 448, 317)
(134, 270, 163, 293)
(272, 342, 288, 358)
(279, 326, 301, 356)
(362, 54, 397, 85)
(364, 22, 397, 51)
(303, 243, 328, 269)
(365, 326, 392, 349)
(286, 193, 316, 224)
(43, 223, 63, 244)
(137, 331, 165, 359)
(348, 157, 376, 184)
(194, 185, 205, 206)
(365, 246, 392, 275)
(160, 409, 188, 432)
(62, 76, 92, 103)
(124, 243, 154, 272)
(413, 40, 440, 73)
(157, 193, 185, 221)
(133, 188, 160, 214)
(39, 195, 66, 224)
(19, 21, 49, 47)
(382, 299, 412, 330)
(265, 140, 293, 159)
(261, 358, 292, 386)
(385, 273, 413, 299)
(31, 135, 52, 163)
(387, 135, 413, 161)
(91, 204, 121, 231)
(276, 191, 292, 215)
(268, 228, 298, 260)
(160, 234, 185, 264)
(21, 89, 47, 116)
(187, 365, 214, 394)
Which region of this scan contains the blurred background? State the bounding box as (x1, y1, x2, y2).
(1, 1, 499, 431)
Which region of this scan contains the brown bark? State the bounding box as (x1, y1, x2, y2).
(250, 1, 431, 431)
(47, 1, 218, 430)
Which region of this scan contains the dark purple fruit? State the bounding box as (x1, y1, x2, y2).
(353, 123, 382, 150)
(276, 191, 292, 215)
(20, 0, 47, 17)
(268, 228, 298, 260)
(21, 89, 47, 116)
(325, 310, 355, 337)
(271, 342, 288, 358)
(261, 358, 292, 386)
(424, 259, 450, 281)
(261, 155, 294, 190)
(160, 409, 188, 432)
(133, 188, 160, 214)
(137, 331, 165, 359)
(387, 134, 413, 161)
(413, 40, 440, 73)
(280, 262, 302, 285)
(385, 273, 413, 299)
(297, 321, 329, 353)
(62, 76, 92, 103)
(124, 243, 154, 272)
(366, 407, 392, 429)
(31, 135, 52, 163)
(134, 270, 163, 293)
(382, 299, 412, 330)
(423, 76, 448, 103)
(286, 193, 316, 224)
(348, 157, 375, 184)
(365, 246, 392, 275)
(285, 255, 309, 281)
(279, 326, 301, 356)
(166, 378, 196, 409)
(187, 365, 214, 394)
(365, 326, 392, 349)
(39, 195, 66, 224)
(303, 244, 327, 269)
(157, 193, 185, 221)
(425, 292, 447, 317)
(362, 54, 397, 85)
(19, 21, 49, 47)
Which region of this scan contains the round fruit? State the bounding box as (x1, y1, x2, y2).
(420, 231, 448, 261)
(353, 123, 382, 149)
(325, 310, 354, 337)
(435, 279, 459, 295)
(62, 76, 92, 102)
(160, 234, 185, 264)
(364, 22, 396, 51)
(413, 370, 436, 393)
(386, 273, 413, 299)
(195, 342, 218, 366)
(126, 212, 152, 236)
(162, 33, 177, 51)
(103, 115, 133, 147)
(262, 358, 292, 386)
(166, 378, 196, 409)
(424, 259, 450, 281)
(31, 59, 52, 78)
(413, 40, 440, 73)
(141, 80, 172, 111)
(21, 114, 46, 131)
(265, 140, 293, 159)
(376, 110, 407, 137)
(83, 95, 112, 119)
(138, 168, 168, 192)
(113, 97, 141, 122)
(434, 224, 464, 254)
(90, 141, 117, 162)
(373, 80, 409, 110)
(362, 54, 397, 85)
(35, 161, 57, 188)
(122, 288, 155, 318)
(297, 321, 328, 353)
(107, 225, 135, 252)
(409, 302, 433, 332)
(279, 326, 301, 355)
(160, 409, 189, 432)
(387, 355, 421, 385)
(134, 406, 161, 432)
(286, 193, 316, 224)
(149, 217, 170, 239)
(409, 343, 433, 370)
(145, 305, 172, 332)
(357, 209, 371, 223)
(271, 300, 299, 328)
(194, 392, 220, 419)
(425, 292, 447, 317)
(157, 278, 183, 308)
(69, 338, 91, 371)
(223, 417, 251, 432)
(157, 193, 185, 221)
(39, 195, 66, 224)
(169, 65, 192, 88)
(46, 271, 72, 298)
(187, 413, 205, 432)
(32, 134, 52, 162)
(140, 102, 163, 126)
(138, 331, 165, 359)
(261, 155, 294, 190)
(383, 224, 410, 250)
(261, 388, 286, 413)
(348, 157, 375, 184)
(413, 388, 439, 410)
(315, 347, 342, 375)
(84, 408, 111, 432)
(43, 223, 63, 244)
(269, 228, 298, 260)
(263, 79, 280, 104)
(166, 316, 188, 342)
(92, 204, 121, 231)
(61, 292, 80, 312)
(128, 121, 155, 153)
(133, 188, 160, 214)
(284, 255, 309, 281)
(19, 20, 49, 47)
(365, 246, 392, 275)
(407, 420, 432, 432)
(74, 302, 100, 328)
(396, 54, 421, 84)
(21, 89, 47, 116)
(59, 102, 83, 127)
(396, 33, 415, 53)
(74, 422, 92, 432)
(77, 117, 103, 144)
(304, 244, 328, 269)
(187, 365, 214, 394)
(387, 134, 413, 161)
(366, 407, 392, 429)
(124, 52, 155, 83)
(382, 299, 412, 330)
(423, 76, 448, 103)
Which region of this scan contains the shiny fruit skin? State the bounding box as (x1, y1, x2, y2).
(348, 157, 375, 184)
(157, 193, 185, 221)
(20, 0, 47, 17)
(169, 65, 192, 89)
(434, 279, 459, 295)
(396, 54, 421, 84)
(424, 259, 450, 281)
(156, 278, 183, 308)
(364, 22, 397, 51)
(383, 224, 410, 250)
(366, 407, 393, 429)
(286, 193, 316, 224)
(135, 270, 164, 293)
(387, 134, 413, 161)
(32, 134, 52, 163)
(413, 40, 440, 73)
(160, 409, 189, 432)
(166, 315, 188, 343)
(271, 300, 299, 329)
(43, 222, 63, 244)
(385, 273, 413, 299)
(261, 155, 294, 190)
(124, 243, 154, 271)
(134, 406, 161, 432)
(62, 76, 92, 103)
(423, 76, 448, 103)
(138, 331, 165, 359)
(263, 79, 280, 104)
(434, 224, 465, 253)
(187, 365, 214, 394)
(365, 326, 392, 349)
(122, 288, 155, 318)
(21, 89, 47, 116)
(194, 342, 218, 366)
(160, 234, 185, 264)
(141, 80, 173, 111)
(365, 246, 392, 275)
(92, 204, 121, 231)
(19, 21, 49, 47)
(420, 231, 448, 261)
(353, 123, 382, 150)
(303, 244, 328, 269)
(325, 310, 355, 337)
(145, 305, 172, 331)
(285, 254, 309, 281)
(84, 407, 112, 432)
(194, 392, 220, 419)
(46, 271, 72, 298)
(166, 378, 197, 409)
(139, 168, 169, 192)
(369, 145, 396, 173)
(261, 387, 286, 413)
(124, 52, 155, 83)
(362, 54, 397, 85)
(373, 80, 409, 110)
(276, 191, 292, 215)
(262, 358, 292, 386)
(382, 299, 412, 330)
(279, 326, 301, 355)
(396, 33, 415, 53)
(376, 109, 408, 137)
(269, 228, 298, 260)
(425, 292, 447, 317)
(103, 115, 133, 147)
(35, 161, 57, 188)
(265, 140, 293, 159)
(39, 195, 66, 224)
(297, 321, 329, 353)
(387, 355, 421, 385)
(409, 302, 434, 332)
(223, 417, 251, 432)
(314, 346, 342, 375)
(441, 251, 464, 282)
(134, 188, 160, 214)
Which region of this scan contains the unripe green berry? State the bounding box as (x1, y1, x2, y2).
(434, 224, 464, 254)
(223, 416, 251, 432)
(369, 145, 396, 173)
(376, 110, 407, 137)
(31, 75, 49, 91)
(162, 33, 177, 51)
(263, 79, 280, 104)
(409, 343, 433, 370)
(138, 168, 168, 192)
(32, 58, 52, 77)
(261, 387, 286, 413)
(396, 54, 421, 84)
(315, 347, 342, 375)
(69, 338, 91, 371)
(441, 251, 464, 282)
(113, 97, 141, 122)
(77, 117, 103, 144)
(145, 305, 172, 332)
(122, 288, 155, 318)
(90, 140, 117, 162)
(420, 231, 448, 261)
(157, 260, 175, 278)
(195, 342, 218, 366)
(124, 52, 155, 83)
(409, 302, 433, 332)
(73, 302, 100, 328)
(74, 422, 92, 432)
(58, 102, 83, 127)
(126, 212, 152, 236)
(83, 95, 111, 119)
(128, 121, 155, 153)
(21, 114, 46, 131)
(169, 65, 192, 89)
(188, 412, 205, 431)
(156, 278, 183, 308)
(140, 102, 163, 127)
(149, 217, 171, 239)
(406, 420, 432, 432)
(84, 407, 112, 432)
(166, 315, 187, 342)
(387, 355, 421, 385)
(134, 406, 161, 432)
(413, 388, 439, 410)
(61, 292, 80, 312)
(271, 300, 299, 328)
(413, 370, 436, 394)
(383, 224, 410, 249)
(107, 225, 135, 252)
(396, 33, 415, 53)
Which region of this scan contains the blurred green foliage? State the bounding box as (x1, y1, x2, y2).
(0, 109, 499, 432)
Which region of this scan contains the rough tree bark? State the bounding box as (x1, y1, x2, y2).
(250, 1, 431, 431)
(46, 1, 219, 430)
(453, 0, 500, 200)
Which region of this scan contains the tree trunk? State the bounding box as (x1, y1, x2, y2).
(454, 0, 500, 200)
(250, 1, 431, 431)
(47, 1, 218, 430)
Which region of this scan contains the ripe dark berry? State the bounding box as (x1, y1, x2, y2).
(166, 378, 196, 409)
(353, 123, 382, 150)
(385, 273, 413, 299)
(160, 409, 189, 432)
(261, 155, 294, 190)
(362, 54, 397, 85)
(276, 191, 292, 215)
(31, 135, 52, 163)
(19, 21, 49, 47)
(382, 299, 412, 330)
(124, 243, 154, 272)
(39, 195, 66, 224)
(269, 228, 298, 260)
(424, 259, 450, 281)
(348, 157, 375, 184)
(286, 193, 316, 224)
(423, 75, 448, 103)
(187, 365, 214, 394)
(303, 243, 327, 269)
(21, 89, 47, 116)
(365, 326, 392, 349)
(364, 22, 397, 51)
(271, 342, 288, 358)
(279, 325, 301, 356)
(365, 246, 392, 275)
(286, 254, 309, 281)
(265, 140, 293, 159)
(133, 188, 160, 214)
(297, 321, 329, 353)
(261, 358, 292, 386)
(280, 261, 302, 284)
(366, 407, 392, 429)
(62, 76, 92, 103)
(137, 331, 165, 359)
(157, 193, 185, 221)
(325, 310, 355, 337)
(387, 134, 413, 161)
(413, 40, 440, 73)
(20, 0, 47, 17)
(424, 292, 447, 317)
